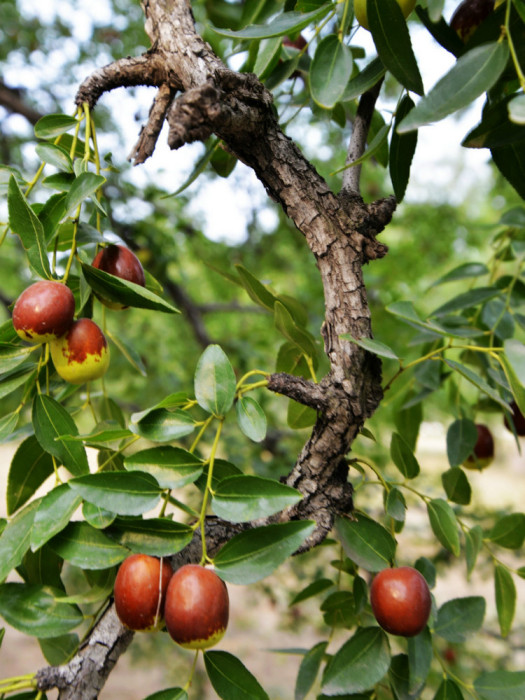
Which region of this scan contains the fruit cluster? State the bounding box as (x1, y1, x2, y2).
(114, 555, 229, 650)
(11, 245, 145, 384)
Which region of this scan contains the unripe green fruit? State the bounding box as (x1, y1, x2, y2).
(50, 318, 110, 384)
(354, 0, 417, 30)
(12, 281, 75, 344)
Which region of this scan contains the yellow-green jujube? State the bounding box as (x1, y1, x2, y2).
(354, 0, 417, 30)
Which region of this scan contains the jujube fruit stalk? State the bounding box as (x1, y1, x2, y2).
(370, 566, 431, 637)
(164, 564, 229, 650)
(12, 280, 75, 344)
(50, 318, 110, 384)
(114, 554, 173, 631)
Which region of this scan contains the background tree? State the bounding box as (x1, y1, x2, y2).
(0, 0, 524, 699)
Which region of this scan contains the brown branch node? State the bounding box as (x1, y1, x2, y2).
(267, 372, 327, 410)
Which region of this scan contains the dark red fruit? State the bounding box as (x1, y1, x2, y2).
(164, 565, 229, 649)
(463, 423, 494, 470)
(92, 244, 146, 309)
(50, 318, 110, 384)
(114, 554, 173, 631)
(504, 401, 525, 437)
(282, 34, 307, 52)
(370, 566, 431, 637)
(450, 0, 495, 42)
(12, 280, 75, 344)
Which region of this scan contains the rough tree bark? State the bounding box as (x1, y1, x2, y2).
(37, 1, 396, 696)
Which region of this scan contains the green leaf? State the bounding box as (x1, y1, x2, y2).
(343, 334, 400, 360)
(434, 596, 485, 642)
(7, 435, 54, 515)
(465, 525, 483, 579)
(486, 513, 525, 549)
(194, 344, 236, 416)
(107, 517, 193, 557)
(142, 689, 188, 700)
(8, 176, 52, 278)
(0, 500, 39, 581)
(254, 37, 282, 79)
(39, 633, 79, 666)
(444, 359, 510, 410)
(408, 627, 432, 695)
(321, 626, 390, 695)
(426, 499, 460, 556)
(274, 301, 317, 359)
(234, 264, 276, 311)
(474, 670, 525, 700)
(310, 35, 353, 109)
(463, 97, 525, 149)
(289, 578, 334, 606)
(82, 502, 116, 529)
(69, 471, 162, 516)
(491, 142, 525, 199)
(494, 564, 516, 638)
(398, 42, 509, 132)
(430, 286, 501, 317)
(0, 364, 36, 400)
(504, 338, 525, 385)
(211, 5, 332, 39)
(341, 57, 385, 102)
(124, 446, 204, 489)
(390, 431, 420, 479)
(287, 399, 317, 430)
(63, 172, 105, 219)
(335, 513, 396, 572)
(204, 650, 269, 700)
(34, 114, 78, 139)
(32, 395, 89, 476)
(130, 408, 195, 443)
(321, 590, 356, 628)
(295, 641, 328, 700)
(107, 330, 147, 376)
(385, 487, 406, 522)
(0, 583, 82, 638)
(49, 521, 128, 569)
(434, 678, 465, 700)
(31, 484, 82, 552)
(390, 95, 418, 202)
(236, 396, 267, 442)
(447, 418, 478, 467)
(0, 412, 19, 443)
(368, 0, 424, 95)
(81, 263, 179, 313)
(432, 262, 489, 286)
(35, 143, 73, 173)
(442, 468, 472, 506)
(214, 521, 316, 584)
(212, 475, 302, 523)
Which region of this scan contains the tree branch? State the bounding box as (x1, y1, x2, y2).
(0, 79, 42, 124)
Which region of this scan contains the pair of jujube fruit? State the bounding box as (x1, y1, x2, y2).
(114, 554, 229, 650)
(11, 244, 145, 384)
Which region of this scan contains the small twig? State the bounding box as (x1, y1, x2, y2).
(129, 83, 177, 164)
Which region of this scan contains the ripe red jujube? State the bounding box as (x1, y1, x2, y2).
(504, 401, 525, 437)
(12, 280, 75, 344)
(92, 244, 146, 309)
(164, 564, 229, 650)
(370, 566, 431, 637)
(462, 423, 494, 470)
(114, 554, 173, 631)
(50, 317, 110, 384)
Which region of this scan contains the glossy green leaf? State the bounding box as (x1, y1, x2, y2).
(341, 57, 385, 101)
(0, 364, 36, 400)
(130, 408, 195, 442)
(343, 334, 399, 360)
(321, 626, 390, 695)
(463, 97, 525, 149)
(295, 641, 328, 700)
(8, 175, 52, 278)
(398, 42, 509, 132)
(32, 394, 89, 476)
(486, 513, 525, 549)
(0, 411, 19, 442)
(491, 142, 525, 199)
(430, 286, 500, 317)
(434, 678, 464, 700)
(434, 596, 485, 642)
(35, 143, 73, 173)
(214, 520, 316, 584)
(494, 564, 516, 638)
(321, 590, 356, 628)
(254, 37, 282, 79)
(211, 5, 332, 39)
(236, 396, 267, 442)
(474, 670, 525, 700)
(310, 35, 353, 108)
(124, 446, 203, 489)
(368, 0, 423, 95)
(70, 471, 161, 516)
(194, 344, 236, 416)
(82, 502, 116, 529)
(81, 263, 179, 313)
(107, 517, 193, 556)
(204, 650, 269, 700)
(142, 689, 188, 700)
(287, 399, 317, 430)
(289, 578, 334, 606)
(39, 633, 79, 666)
(442, 468, 472, 506)
(465, 525, 483, 579)
(63, 172, 105, 219)
(7, 435, 54, 515)
(274, 301, 317, 359)
(427, 499, 460, 556)
(0, 500, 39, 581)
(195, 458, 243, 493)
(335, 513, 396, 572)
(390, 95, 418, 202)
(504, 338, 525, 385)
(31, 484, 82, 552)
(34, 114, 78, 139)
(385, 487, 406, 522)
(390, 431, 420, 479)
(234, 264, 276, 311)
(0, 583, 82, 638)
(444, 359, 509, 410)
(446, 418, 478, 467)
(407, 627, 432, 695)
(432, 262, 489, 286)
(212, 475, 302, 522)
(49, 521, 128, 569)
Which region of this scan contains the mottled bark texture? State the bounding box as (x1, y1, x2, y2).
(38, 0, 397, 696)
